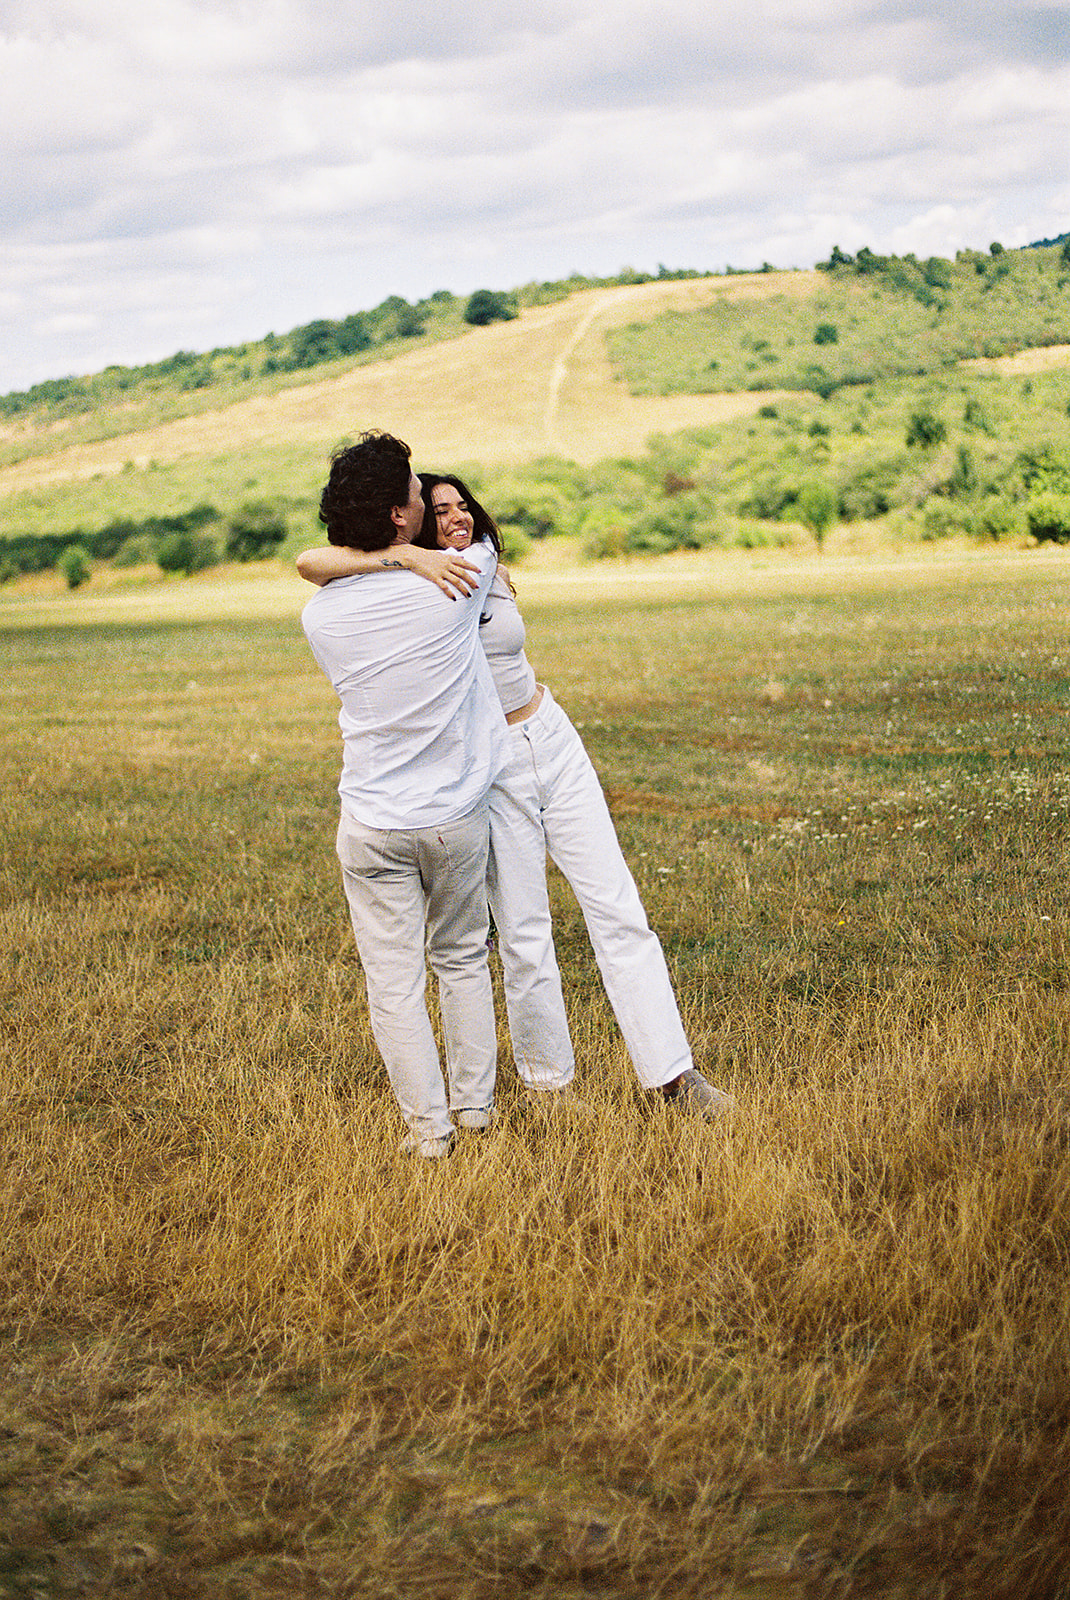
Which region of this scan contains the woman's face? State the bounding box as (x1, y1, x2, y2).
(429, 482, 475, 550)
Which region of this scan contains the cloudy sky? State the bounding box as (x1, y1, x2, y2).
(3, 0, 1069, 394)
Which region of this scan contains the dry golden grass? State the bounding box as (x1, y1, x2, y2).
(4, 546, 1070, 1597)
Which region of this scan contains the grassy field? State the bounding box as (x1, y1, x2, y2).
(4, 547, 1070, 1596)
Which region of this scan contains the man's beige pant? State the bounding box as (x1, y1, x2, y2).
(336, 800, 496, 1142)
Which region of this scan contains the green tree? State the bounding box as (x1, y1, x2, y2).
(906, 409, 947, 448)
(157, 530, 220, 575)
(464, 289, 519, 327)
(818, 244, 855, 271)
(1026, 492, 1070, 544)
(288, 320, 339, 368)
(225, 502, 288, 562)
(394, 304, 426, 338)
(58, 545, 91, 589)
(923, 255, 953, 289)
(797, 481, 837, 550)
(813, 322, 838, 344)
(336, 313, 372, 354)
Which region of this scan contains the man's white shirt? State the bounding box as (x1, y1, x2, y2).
(301, 541, 508, 829)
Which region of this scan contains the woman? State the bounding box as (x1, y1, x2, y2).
(297, 473, 730, 1118)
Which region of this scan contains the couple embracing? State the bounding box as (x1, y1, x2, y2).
(300, 429, 730, 1158)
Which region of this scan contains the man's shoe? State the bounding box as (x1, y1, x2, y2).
(658, 1069, 734, 1119)
(400, 1129, 456, 1158)
(456, 1106, 496, 1131)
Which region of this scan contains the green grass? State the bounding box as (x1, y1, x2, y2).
(4, 550, 1070, 1595)
(607, 246, 1070, 397)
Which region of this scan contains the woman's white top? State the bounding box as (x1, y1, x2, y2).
(479, 571, 538, 715)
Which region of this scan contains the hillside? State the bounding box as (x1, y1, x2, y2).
(4, 246, 1070, 576)
(0, 275, 812, 503)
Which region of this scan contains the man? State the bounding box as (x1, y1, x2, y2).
(301, 430, 508, 1157)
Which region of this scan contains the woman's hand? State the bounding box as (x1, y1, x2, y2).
(402, 544, 481, 598)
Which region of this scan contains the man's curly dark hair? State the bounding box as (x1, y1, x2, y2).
(318, 430, 413, 550)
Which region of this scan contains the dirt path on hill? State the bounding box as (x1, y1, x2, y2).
(0, 275, 815, 497)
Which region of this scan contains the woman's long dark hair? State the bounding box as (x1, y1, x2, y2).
(415, 474, 503, 557)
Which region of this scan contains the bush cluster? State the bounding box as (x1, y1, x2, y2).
(0, 499, 292, 586)
(463, 290, 519, 326)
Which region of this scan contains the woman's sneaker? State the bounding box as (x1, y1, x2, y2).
(456, 1106, 496, 1131)
(658, 1069, 734, 1119)
(400, 1129, 456, 1158)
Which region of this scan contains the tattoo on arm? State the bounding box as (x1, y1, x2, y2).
(380, 557, 405, 569)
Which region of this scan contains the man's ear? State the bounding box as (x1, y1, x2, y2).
(389, 504, 405, 529)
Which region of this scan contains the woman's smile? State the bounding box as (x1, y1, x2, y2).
(431, 484, 475, 550)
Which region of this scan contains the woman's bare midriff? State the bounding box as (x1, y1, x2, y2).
(504, 685, 545, 726)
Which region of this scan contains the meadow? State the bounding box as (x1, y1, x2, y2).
(3, 546, 1070, 1597)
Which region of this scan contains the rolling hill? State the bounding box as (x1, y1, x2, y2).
(0, 273, 814, 502)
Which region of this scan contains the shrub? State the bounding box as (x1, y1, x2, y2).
(971, 501, 1020, 542)
(58, 545, 91, 589)
(629, 490, 722, 553)
(963, 397, 995, 435)
(225, 501, 288, 562)
(949, 445, 978, 497)
(813, 322, 838, 345)
(1014, 446, 1070, 495)
(498, 524, 531, 564)
(906, 409, 947, 448)
(738, 477, 800, 521)
(1026, 492, 1070, 544)
(921, 501, 970, 541)
(580, 504, 632, 560)
(464, 290, 519, 327)
(156, 530, 221, 575)
(802, 364, 838, 400)
(729, 518, 794, 550)
(836, 457, 907, 521)
(113, 535, 158, 568)
(796, 481, 837, 549)
(489, 481, 574, 539)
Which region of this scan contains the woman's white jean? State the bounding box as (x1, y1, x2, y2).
(486, 686, 692, 1093)
(336, 801, 496, 1141)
